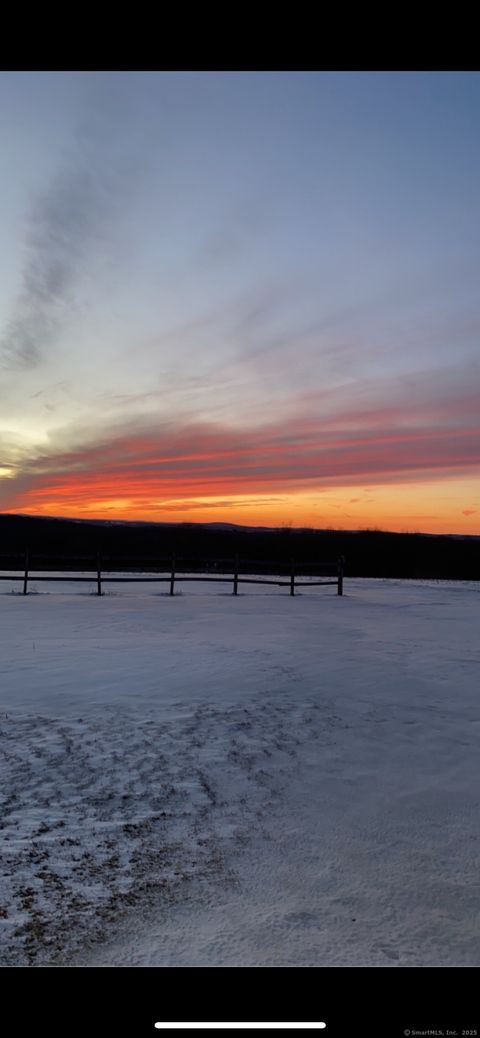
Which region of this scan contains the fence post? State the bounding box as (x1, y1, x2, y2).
(233, 553, 239, 595)
(97, 552, 102, 596)
(290, 558, 295, 596)
(170, 553, 176, 596)
(337, 556, 344, 596)
(23, 550, 29, 595)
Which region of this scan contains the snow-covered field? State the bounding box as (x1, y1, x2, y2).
(0, 576, 479, 967)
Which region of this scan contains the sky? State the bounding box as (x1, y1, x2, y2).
(0, 71, 479, 534)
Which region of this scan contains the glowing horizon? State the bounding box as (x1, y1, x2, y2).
(3, 476, 479, 537)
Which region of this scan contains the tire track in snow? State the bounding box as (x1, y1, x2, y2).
(0, 695, 337, 965)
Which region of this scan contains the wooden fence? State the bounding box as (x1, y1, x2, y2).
(0, 552, 344, 596)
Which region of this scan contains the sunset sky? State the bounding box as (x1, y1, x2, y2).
(1, 71, 479, 534)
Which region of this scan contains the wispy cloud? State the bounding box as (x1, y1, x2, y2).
(0, 88, 136, 370)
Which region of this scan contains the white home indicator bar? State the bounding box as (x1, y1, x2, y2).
(154, 1026, 326, 1031)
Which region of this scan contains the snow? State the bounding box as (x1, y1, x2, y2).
(0, 576, 479, 966)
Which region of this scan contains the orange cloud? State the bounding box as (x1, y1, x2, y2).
(2, 380, 480, 533)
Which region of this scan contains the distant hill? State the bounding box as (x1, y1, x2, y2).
(0, 513, 479, 580)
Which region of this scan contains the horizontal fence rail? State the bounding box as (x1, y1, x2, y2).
(0, 552, 345, 597)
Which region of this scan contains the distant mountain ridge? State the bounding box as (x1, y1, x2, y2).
(1, 513, 479, 580)
(3, 512, 480, 539)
